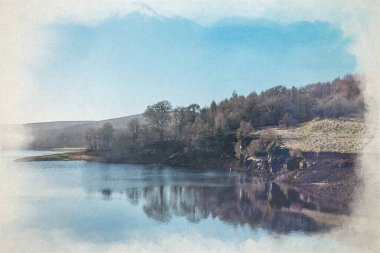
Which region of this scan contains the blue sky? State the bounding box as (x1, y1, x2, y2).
(29, 12, 355, 122)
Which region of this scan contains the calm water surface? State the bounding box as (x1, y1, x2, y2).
(1, 150, 352, 252)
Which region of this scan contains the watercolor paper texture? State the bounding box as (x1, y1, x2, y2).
(0, 1, 379, 252)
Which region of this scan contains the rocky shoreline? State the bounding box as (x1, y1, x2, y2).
(16, 150, 360, 214)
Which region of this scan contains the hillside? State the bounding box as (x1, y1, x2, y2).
(23, 114, 144, 149)
(260, 118, 368, 153)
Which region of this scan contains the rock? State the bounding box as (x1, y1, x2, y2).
(270, 157, 284, 174)
(247, 156, 262, 162)
(286, 158, 301, 171)
(300, 160, 307, 169)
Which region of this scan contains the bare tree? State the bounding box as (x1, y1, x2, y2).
(85, 128, 97, 151)
(279, 112, 295, 129)
(236, 120, 254, 140)
(144, 100, 172, 140)
(127, 118, 141, 146)
(173, 106, 188, 139)
(99, 123, 114, 150)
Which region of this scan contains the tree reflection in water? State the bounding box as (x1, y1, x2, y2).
(92, 168, 349, 233)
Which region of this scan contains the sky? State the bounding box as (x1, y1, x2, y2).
(24, 6, 356, 122)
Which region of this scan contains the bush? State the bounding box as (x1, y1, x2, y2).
(243, 132, 284, 158)
(266, 138, 283, 156)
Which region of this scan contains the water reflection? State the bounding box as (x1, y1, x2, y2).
(81, 166, 345, 233)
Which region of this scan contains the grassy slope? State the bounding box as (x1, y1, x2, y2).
(260, 118, 369, 153)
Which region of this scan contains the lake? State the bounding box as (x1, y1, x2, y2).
(0, 150, 355, 252)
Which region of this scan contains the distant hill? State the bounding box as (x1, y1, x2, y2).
(23, 114, 144, 150)
(24, 121, 94, 131)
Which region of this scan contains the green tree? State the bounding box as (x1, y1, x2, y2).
(210, 100, 217, 114)
(261, 86, 289, 126)
(186, 103, 201, 122)
(232, 90, 238, 99)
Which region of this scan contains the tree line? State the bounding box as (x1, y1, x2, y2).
(85, 74, 364, 164)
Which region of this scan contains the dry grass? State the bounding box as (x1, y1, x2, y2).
(259, 118, 370, 153)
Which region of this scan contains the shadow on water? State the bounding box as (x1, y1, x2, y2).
(81, 165, 347, 234)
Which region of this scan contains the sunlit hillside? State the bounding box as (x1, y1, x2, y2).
(260, 118, 369, 153)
